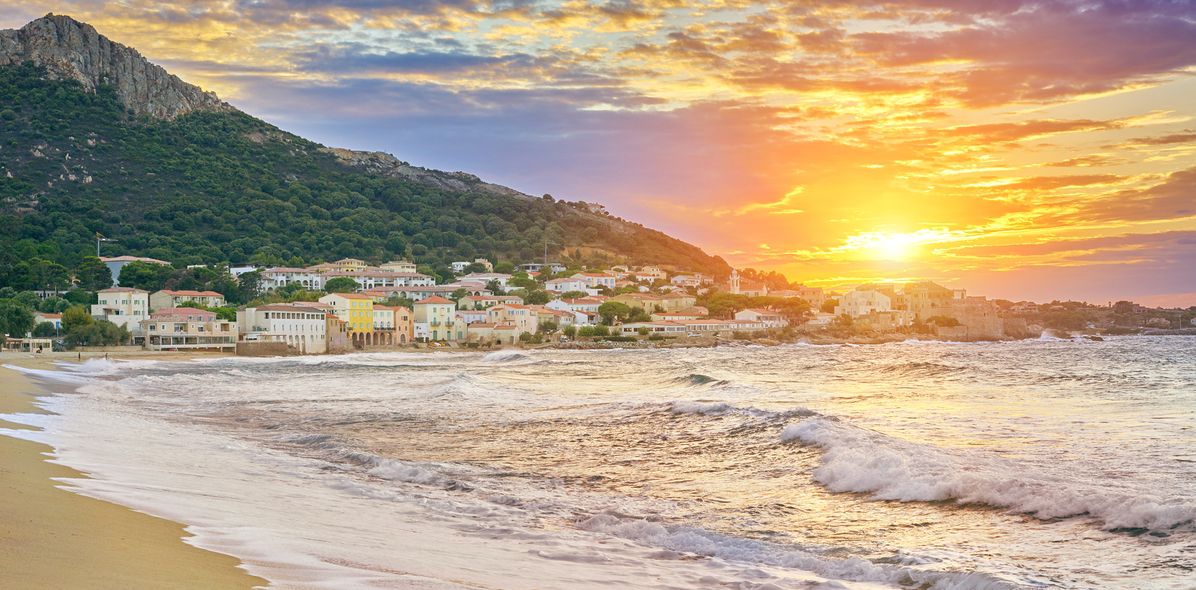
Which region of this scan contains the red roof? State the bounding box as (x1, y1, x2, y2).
(160, 289, 223, 297)
(415, 296, 454, 305)
(150, 308, 216, 319)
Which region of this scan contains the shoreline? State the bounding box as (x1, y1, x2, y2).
(0, 353, 268, 590)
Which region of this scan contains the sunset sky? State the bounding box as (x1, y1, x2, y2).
(3, 1, 1195, 305)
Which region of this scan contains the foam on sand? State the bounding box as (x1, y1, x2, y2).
(782, 417, 1196, 532)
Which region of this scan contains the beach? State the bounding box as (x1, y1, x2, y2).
(2, 339, 1193, 589)
(0, 352, 265, 590)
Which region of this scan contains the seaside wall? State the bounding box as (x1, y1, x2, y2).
(235, 341, 291, 357)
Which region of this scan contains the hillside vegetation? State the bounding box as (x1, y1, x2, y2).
(0, 62, 728, 285)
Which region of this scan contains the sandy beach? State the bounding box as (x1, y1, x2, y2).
(0, 351, 266, 590)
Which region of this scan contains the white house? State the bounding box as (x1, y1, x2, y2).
(571, 272, 617, 290)
(834, 289, 892, 317)
(458, 273, 513, 292)
(261, 267, 325, 291)
(238, 304, 328, 354)
(99, 255, 170, 287)
(734, 308, 788, 328)
(545, 277, 587, 293)
(547, 297, 605, 314)
(91, 287, 150, 334)
(670, 274, 703, 288)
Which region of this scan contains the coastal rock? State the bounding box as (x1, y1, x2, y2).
(0, 14, 230, 119)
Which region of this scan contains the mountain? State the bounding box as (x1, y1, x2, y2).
(0, 14, 729, 284)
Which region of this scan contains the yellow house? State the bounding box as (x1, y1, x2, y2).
(319, 293, 375, 333)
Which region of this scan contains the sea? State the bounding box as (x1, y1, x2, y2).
(4, 335, 1195, 589)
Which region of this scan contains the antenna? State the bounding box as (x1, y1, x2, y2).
(95, 231, 116, 257)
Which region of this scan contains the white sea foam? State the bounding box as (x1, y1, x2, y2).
(578, 513, 1017, 590)
(670, 400, 734, 415)
(481, 349, 533, 363)
(782, 417, 1196, 532)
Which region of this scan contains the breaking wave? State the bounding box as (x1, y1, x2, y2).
(782, 417, 1196, 532)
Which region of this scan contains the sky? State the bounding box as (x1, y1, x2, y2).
(3, 1, 1195, 305)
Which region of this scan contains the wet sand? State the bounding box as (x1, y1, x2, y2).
(0, 351, 267, 589)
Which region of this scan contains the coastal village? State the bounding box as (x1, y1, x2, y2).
(5, 253, 1193, 355)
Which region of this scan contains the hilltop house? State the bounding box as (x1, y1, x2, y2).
(100, 255, 170, 287)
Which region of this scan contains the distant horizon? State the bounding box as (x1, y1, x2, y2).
(3, 4, 1194, 305)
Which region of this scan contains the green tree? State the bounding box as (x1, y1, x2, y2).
(562, 325, 577, 338)
(117, 261, 174, 291)
(539, 321, 559, 334)
(32, 321, 58, 337)
(597, 301, 632, 325)
(74, 256, 113, 291)
(524, 290, 551, 305)
(0, 299, 35, 337)
(65, 320, 129, 347)
(324, 277, 360, 293)
(61, 305, 94, 332)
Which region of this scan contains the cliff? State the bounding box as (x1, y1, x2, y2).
(0, 14, 229, 119)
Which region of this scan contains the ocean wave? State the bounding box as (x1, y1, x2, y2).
(578, 513, 1020, 590)
(480, 350, 533, 363)
(782, 417, 1196, 532)
(668, 400, 817, 421)
(670, 373, 732, 387)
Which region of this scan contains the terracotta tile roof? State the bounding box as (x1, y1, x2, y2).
(415, 296, 455, 304)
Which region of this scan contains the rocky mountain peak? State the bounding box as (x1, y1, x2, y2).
(0, 14, 230, 119)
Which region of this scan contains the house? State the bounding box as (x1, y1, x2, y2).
(486, 304, 539, 336)
(33, 312, 62, 332)
(636, 266, 667, 281)
(458, 295, 524, 310)
(529, 306, 575, 328)
(835, 289, 892, 318)
(519, 262, 565, 274)
(440, 281, 492, 296)
(545, 277, 587, 293)
(323, 270, 435, 289)
(903, 281, 958, 321)
(651, 307, 708, 322)
(319, 293, 375, 335)
(99, 255, 170, 287)
(734, 308, 789, 328)
(571, 272, 617, 290)
(380, 260, 419, 273)
(372, 304, 415, 346)
(150, 289, 226, 311)
(670, 274, 703, 288)
(547, 297, 605, 314)
(491, 324, 521, 345)
(91, 287, 150, 334)
(457, 309, 490, 324)
(238, 304, 328, 354)
(465, 322, 499, 343)
(142, 308, 237, 351)
(414, 296, 460, 342)
(361, 285, 463, 302)
(458, 273, 513, 292)
(261, 267, 325, 291)
(771, 286, 825, 308)
(619, 321, 688, 336)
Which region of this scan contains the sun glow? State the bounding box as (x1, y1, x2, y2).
(841, 229, 962, 261)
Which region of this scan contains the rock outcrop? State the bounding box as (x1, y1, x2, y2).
(0, 13, 229, 119)
(324, 147, 532, 199)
